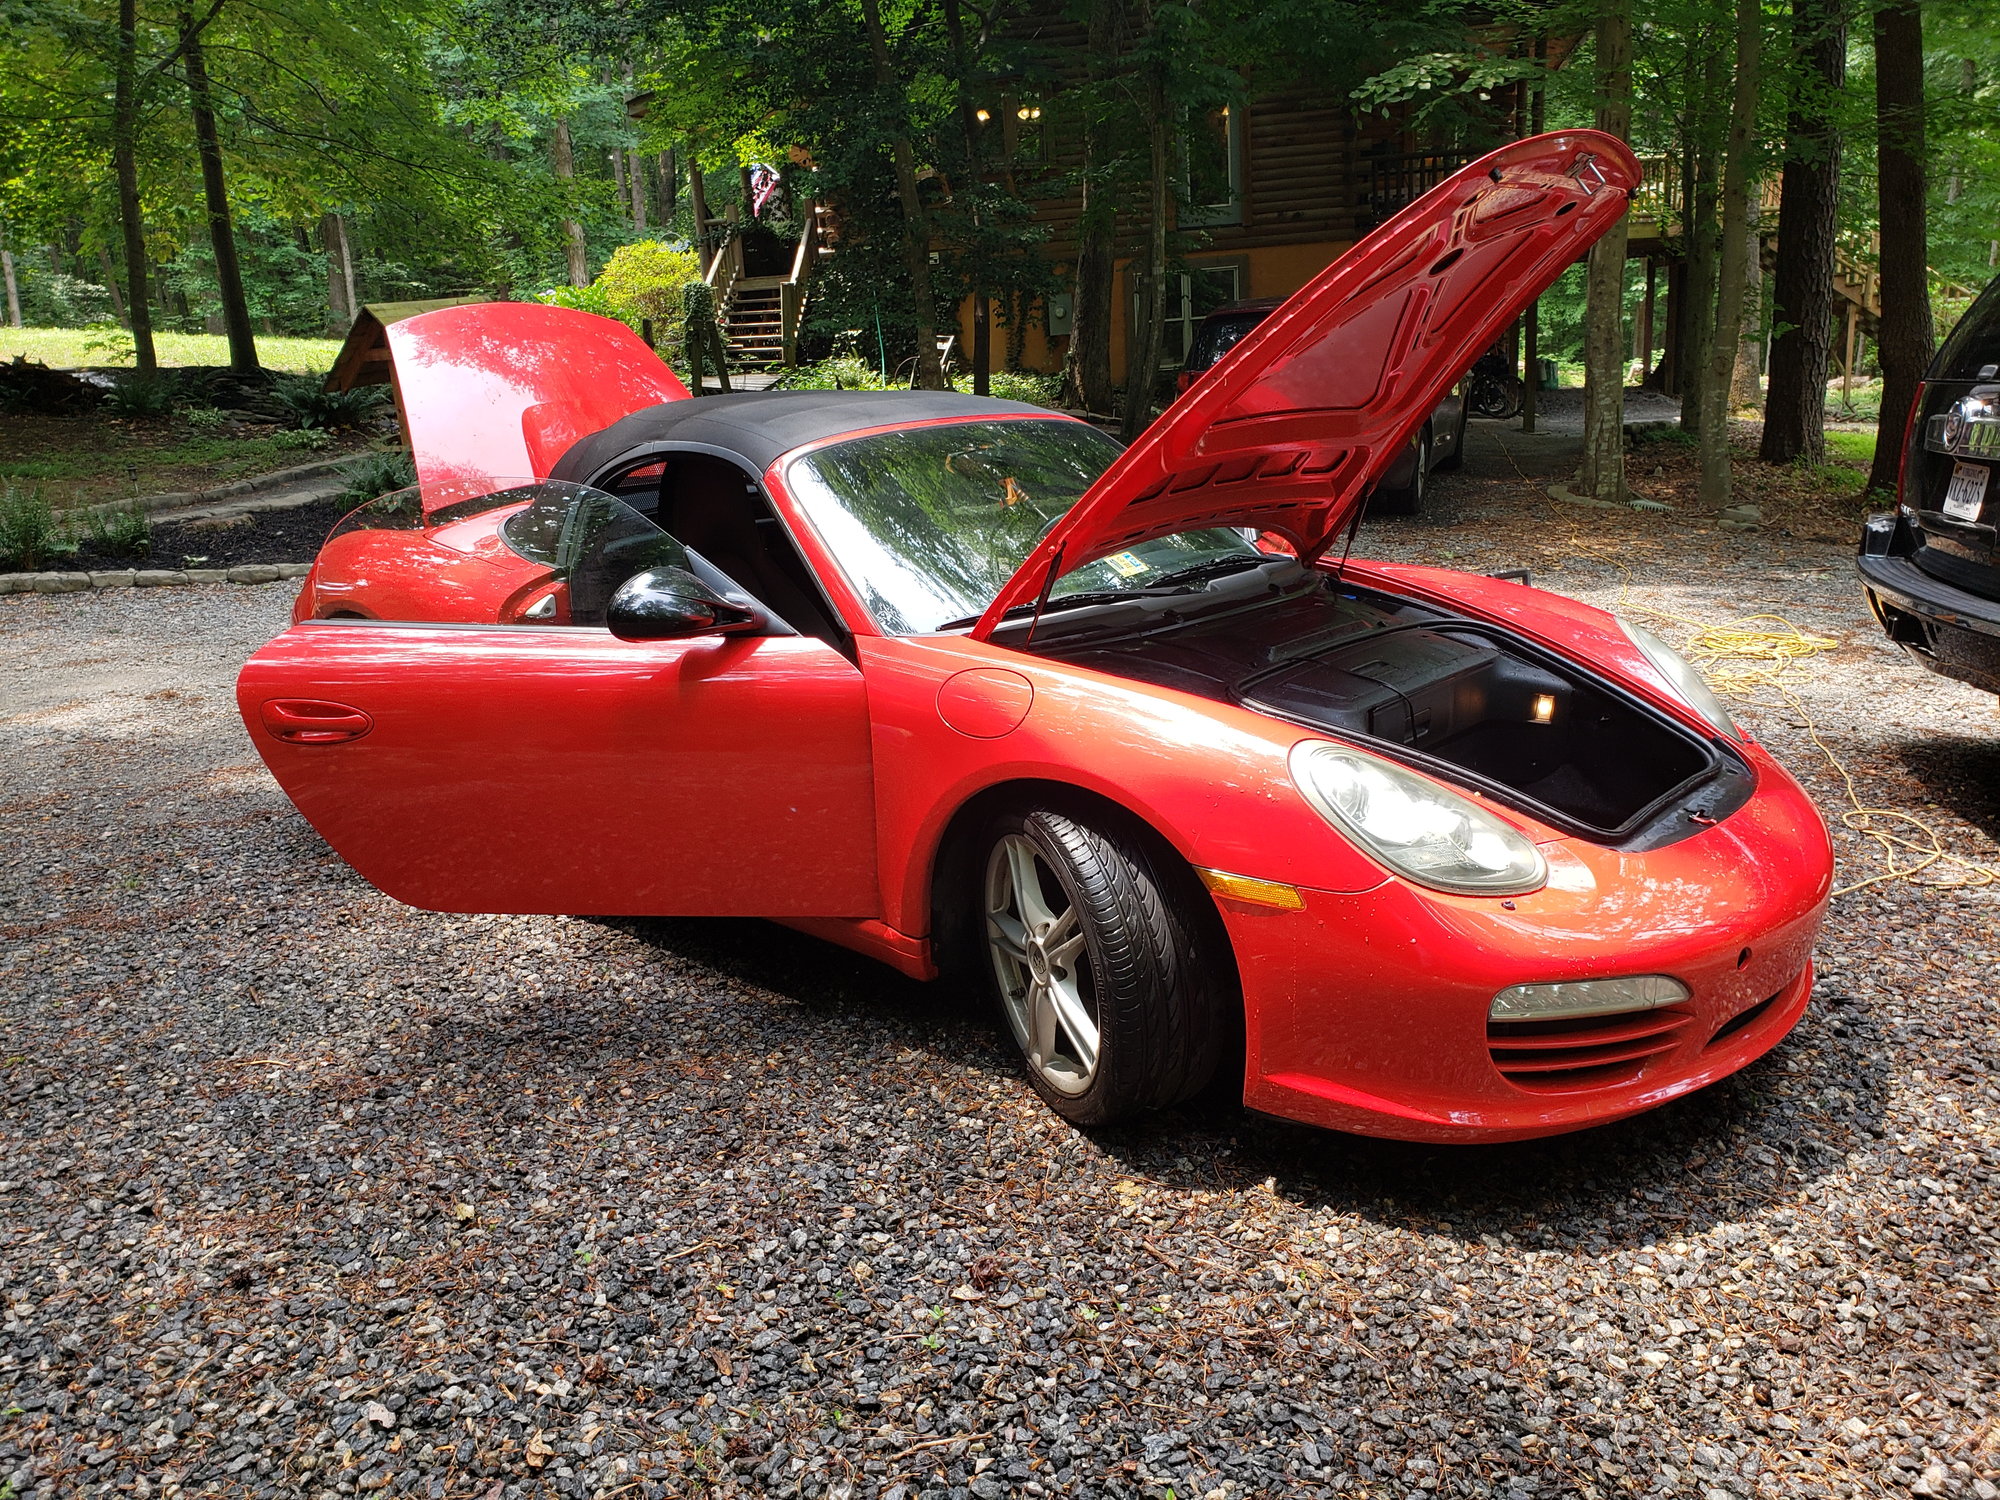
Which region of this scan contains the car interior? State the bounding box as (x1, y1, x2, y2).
(602, 453, 843, 644)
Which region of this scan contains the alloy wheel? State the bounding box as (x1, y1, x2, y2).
(984, 833, 1098, 1095)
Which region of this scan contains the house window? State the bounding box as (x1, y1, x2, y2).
(1181, 105, 1243, 228)
(1132, 260, 1245, 368)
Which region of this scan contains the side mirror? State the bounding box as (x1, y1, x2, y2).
(605, 567, 758, 641)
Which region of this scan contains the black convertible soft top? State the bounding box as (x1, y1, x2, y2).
(548, 389, 1056, 485)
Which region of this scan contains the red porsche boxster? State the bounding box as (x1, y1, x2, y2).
(238, 131, 1833, 1141)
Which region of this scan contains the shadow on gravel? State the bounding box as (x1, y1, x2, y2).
(594, 915, 1891, 1256)
(1891, 733, 2000, 843)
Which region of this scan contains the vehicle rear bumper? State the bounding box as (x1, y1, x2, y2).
(1858, 542, 2000, 695)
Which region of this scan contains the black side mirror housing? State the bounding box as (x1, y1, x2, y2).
(605, 567, 759, 641)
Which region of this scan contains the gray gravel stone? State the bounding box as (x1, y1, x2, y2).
(2, 474, 1997, 1500)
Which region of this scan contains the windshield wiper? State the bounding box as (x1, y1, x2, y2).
(1143, 555, 1271, 591)
(936, 590, 1144, 632)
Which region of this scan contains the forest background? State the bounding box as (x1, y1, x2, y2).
(2, 0, 1996, 499)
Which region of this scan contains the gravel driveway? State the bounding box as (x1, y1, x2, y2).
(4, 444, 1998, 1500)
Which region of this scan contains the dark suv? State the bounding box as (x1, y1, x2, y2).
(1179, 298, 1468, 515)
(1859, 274, 2000, 697)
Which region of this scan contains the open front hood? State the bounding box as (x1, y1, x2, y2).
(974, 130, 1639, 639)
(386, 302, 689, 510)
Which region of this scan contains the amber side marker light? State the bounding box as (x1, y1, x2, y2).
(1197, 869, 1306, 911)
(1531, 693, 1556, 724)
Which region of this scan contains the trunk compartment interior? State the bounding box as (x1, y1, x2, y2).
(1032, 574, 1726, 842)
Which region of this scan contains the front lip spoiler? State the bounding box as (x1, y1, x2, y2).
(1858, 553, 2000, 638)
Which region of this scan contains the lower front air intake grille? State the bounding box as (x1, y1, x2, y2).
(1488, 1007, 1694, 1093)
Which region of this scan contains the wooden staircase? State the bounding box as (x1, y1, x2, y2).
(722, 280, 786, 369)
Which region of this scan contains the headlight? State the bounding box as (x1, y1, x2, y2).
(1289, 741, 1546, 896)
(1489, 974, 1690, 1022)
(1619, 620, 1737, 737)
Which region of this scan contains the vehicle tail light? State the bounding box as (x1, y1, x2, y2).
(1487, 1006, 1693, 1092)
(1176, 370, 1196, 394)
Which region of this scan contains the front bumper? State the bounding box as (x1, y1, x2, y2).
(1858, 514, 2000, 696)
(1222, 738, 1834, 1142)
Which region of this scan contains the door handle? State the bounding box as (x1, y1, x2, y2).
(260, 698, 373, 745)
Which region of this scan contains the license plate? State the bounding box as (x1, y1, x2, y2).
(1943, 460, 1990, 522)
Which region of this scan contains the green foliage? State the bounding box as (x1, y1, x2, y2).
(536, 283, 624, 321)
(15, 272, 117, 328)
(980, 370, 1063, 408)
(272, 375, 388, 431)
(336, 449, 415, 505)
(78, 502, 152, 558)
(0, 486, 67, 570)
(595, 241, 704, 329)
(82, 323, 137, 366)
(102, 373, 177, 418)
(776, 354, 891, 391)
(1824, 429, 1877, 466)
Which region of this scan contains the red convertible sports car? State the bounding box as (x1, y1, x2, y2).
(239, 131, 1833, 1141)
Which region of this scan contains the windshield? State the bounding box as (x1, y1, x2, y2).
(783, 418, 1264, 633)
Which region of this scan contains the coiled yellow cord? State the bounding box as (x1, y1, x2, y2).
(1623, 604, 1998, 897)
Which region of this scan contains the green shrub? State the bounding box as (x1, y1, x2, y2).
(982, 370, 1063, 408)
(79, 502, 151, 559)
(102, 372, 177, 418)
(272, 374, 388, 431)
(336, 450, 415, 506)
(272, 427, 333, 452)
(597, 241, 704, 331)
(183, 406, 232, 432)
(0, 486, 69, 570)
(535, 282, 624, 321)
(774, 354, 890, 391)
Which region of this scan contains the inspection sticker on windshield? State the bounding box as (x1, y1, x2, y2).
(1104, 551, 1149, 578)
(1943, 461, 1990, 522)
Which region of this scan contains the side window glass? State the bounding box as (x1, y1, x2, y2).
(316, 478, 689, 629)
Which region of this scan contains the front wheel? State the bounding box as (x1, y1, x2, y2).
(980, 808, 1224, 1125)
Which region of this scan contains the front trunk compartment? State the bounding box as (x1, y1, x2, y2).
(1031, 575, 1750, 848)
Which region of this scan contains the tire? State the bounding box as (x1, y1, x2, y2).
(1370, 430, 1430, 517)
(978, 807, 1224, 1125)
(1434, 401, 1468, 472)
(1469, 374, 1522, 421)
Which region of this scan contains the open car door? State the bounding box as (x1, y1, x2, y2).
(239, 485, 878, 919)
(975, 130, 1641, 636)
(388, 302, 690, 503)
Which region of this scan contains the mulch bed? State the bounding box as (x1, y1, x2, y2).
(66, 498, 350, 572)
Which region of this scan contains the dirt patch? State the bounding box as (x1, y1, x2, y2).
(66, 497, 350, 571)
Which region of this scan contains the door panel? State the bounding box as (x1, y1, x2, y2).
(239, 622, 878, 917)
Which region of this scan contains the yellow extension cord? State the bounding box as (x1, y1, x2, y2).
(1610, 578, 1996, 898)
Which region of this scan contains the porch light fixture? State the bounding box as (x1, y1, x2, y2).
(1017, 105, 1041, 121)
(975, 108, 991, 123)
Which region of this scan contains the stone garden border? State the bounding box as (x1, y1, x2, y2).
(0, 563, 313, 595)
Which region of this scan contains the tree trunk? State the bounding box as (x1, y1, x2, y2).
(1061, 1, 1118, 415)
(1759, 0, 1844, 465)
(551, 118, 589, 287)
(2, 231, 20, 328)
(1122, 64, 1172, 443)
(1678, 42, 1726, 435)
(1868, 0, 1932, 495)
(687, 150, 711, 268)
(182, 8, 258, 373)
(944, 0, 989, 395)
(860, 0, 945, 389)
(95, 246, 129, 326)
(112, 0, 157, 372)
(630, 150, 647, 231)
(322, 213, 352, 332)
(1520, 36, 1547, 434)
(1698, 0, 1763, 509)
(1579, 0, 1633, 504)
(1730, 219, 1762, 406)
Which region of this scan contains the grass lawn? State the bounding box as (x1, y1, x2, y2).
(1, 326, 345, 374)
(1825, 428, 1878, 465)
(1, 412, 379, 508)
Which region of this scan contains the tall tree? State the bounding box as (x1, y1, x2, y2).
(1698, 0, 1762, 508)
(1678, 38, 1726, 436)
(111, 0, 158, 372)
(550, 117, 588, 287)
(180, 5, 258, 372)
(1061, 0, 1120, 416)
(1868, 0, 1933, 494)
(1122, 15, 1173, 442)
(860, 0, 946, 389)
(1579, 0, 1633, 505)
(1759, 0, 1845, 466)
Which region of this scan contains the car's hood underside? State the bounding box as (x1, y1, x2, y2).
(973, 130, 1641, 639)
